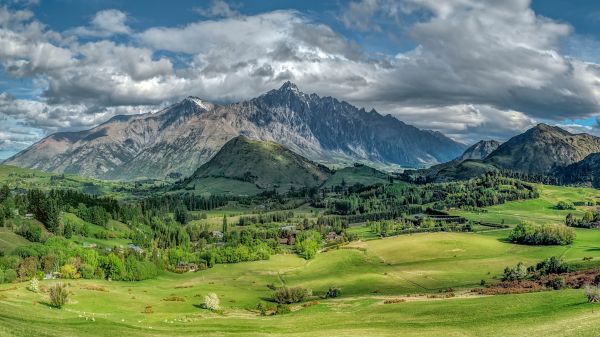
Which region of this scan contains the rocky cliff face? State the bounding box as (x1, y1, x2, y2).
(4, 82, 466, 180)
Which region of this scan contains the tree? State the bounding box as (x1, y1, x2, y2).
(222, 214, 228, 233)
(174, 205, 189, 224)
(203, 293, 220, 310)
(28, 277, 39, 293)
(49, 283, 68, 308)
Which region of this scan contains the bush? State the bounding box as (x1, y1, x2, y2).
(325, 287, 341, 298)
(509, 222, 575, 245)
(546, 277, 565, 290)
(556, 201, 575, 210)
(275, 304, 290, 315)
(3, 269, 17, 283)
(80, 264, 95, 279)
(60, 264, 80, 279)
(203, 293, 220, 311)
(585, 285, 600, 303)
(49, 283, 68, 308)
(272, 286, 310, 304)
(535, 256, 569, 275)
(502, 262, 528, 282)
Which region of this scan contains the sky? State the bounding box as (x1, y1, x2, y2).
(2, 0, 600, 159)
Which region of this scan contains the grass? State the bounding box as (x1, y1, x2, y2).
(0, 165, 161, 199)
(0, 227, 30, 253)
(1, 229, 600, 336)
(453, 184, 600, 225)
(1, 183, 600, 335)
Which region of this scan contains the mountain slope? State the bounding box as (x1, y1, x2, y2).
(554, 153, 600, 187)
(4, 82, 465, 180)
(180, 136, 331, 195)
(412, 139, 501, 182)
(484, 124, 600, 174)
(323, 164, 389, 188)
(455, 140, 501, 162)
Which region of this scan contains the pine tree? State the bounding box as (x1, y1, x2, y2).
(222, 214, 228, 233)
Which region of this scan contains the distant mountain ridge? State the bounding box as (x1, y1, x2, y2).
(3, 82, 466, 180)
(483, 123, 600, 174)
(408, 124, 600, 183)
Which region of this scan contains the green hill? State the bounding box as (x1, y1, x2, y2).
(323, 164, 389, 188)
(182, 136, 331, 195)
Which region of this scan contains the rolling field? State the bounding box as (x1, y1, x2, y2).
(1, 229, 599, 336)
(454, 184, 600, 225)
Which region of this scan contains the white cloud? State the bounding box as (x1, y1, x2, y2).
(3, 1, 600, 157)
(68, 9, 131, 37)
(194, 0, 240, 18)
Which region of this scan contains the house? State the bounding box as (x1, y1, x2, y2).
(211, 230, 224, 239)
(176, 262, 197, 273)
(279, 225, 295, 232)
(44, 272, 60, 280)
(278, 235, 296, 245)
(325, 231, 342, 242)
(128, 243, 144, 254)
(24, 213, 34, 219)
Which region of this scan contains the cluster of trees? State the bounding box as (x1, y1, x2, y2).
(237, 211, 294, 226)
(369, 218, 472, 237)
(0, 237, 160, 284)
(565, 211, 600, 229)
(509, 222, 575, 245)
(312, 173, 535, 229)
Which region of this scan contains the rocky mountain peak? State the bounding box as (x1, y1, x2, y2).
(181, 96, 214, 111)
(278, 81, 301, 93)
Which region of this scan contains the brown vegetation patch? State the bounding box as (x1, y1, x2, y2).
(383, 298, 406, 304)
(163, 296, 186, 302)
(81, 285, 108, 292)
(475, 280, 545, 295)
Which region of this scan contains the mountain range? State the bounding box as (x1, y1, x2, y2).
(413, 123, 600, 183)
(2, 82, 466, 181)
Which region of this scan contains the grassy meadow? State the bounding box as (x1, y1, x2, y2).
(1, 180, 600, 336)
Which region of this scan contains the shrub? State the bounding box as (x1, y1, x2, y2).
(3, 269, 17, 283)
(509, 222, 575, 245)
(80, 264, 95, 279)
(546, 277, 565, 290)
(556, 201, 575, 210)
(204, 293, 220, 310)
(585, 285, 600, 303)
(60, 264, 80, 279)
(275, 304, 290, 315)
(535, 256, 569, 275)
(502, 262, 528, 281)
(49, 283, 68, 308)
(272, 286, 310, 304)
(325, 287, 341, 298)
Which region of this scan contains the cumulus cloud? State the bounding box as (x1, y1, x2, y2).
(194, 0, 240, 18)
(68, 9, 131, 37)
(3, 0, 600, 157)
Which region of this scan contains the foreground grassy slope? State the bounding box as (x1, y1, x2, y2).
(1, 229, 599, 336)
